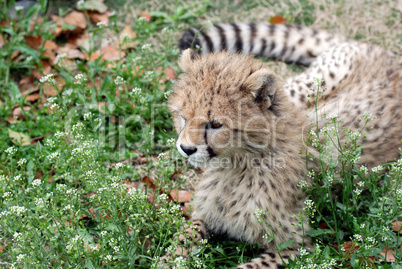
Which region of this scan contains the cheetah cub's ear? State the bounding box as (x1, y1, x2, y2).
(243, 69, 277, 110)
(179, 48, 198, 72)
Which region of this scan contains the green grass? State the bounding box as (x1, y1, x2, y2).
(0, 0, 401, 268)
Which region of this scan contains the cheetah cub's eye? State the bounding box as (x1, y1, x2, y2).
(209, 120, 223, 129)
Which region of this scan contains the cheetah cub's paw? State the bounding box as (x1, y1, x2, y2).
(159, 219, 208, 267)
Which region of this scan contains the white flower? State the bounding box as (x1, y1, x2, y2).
(63, 205, 74, 211)
(47, 152, 61, 162)
(360, 165, 368, 176)
(105, 254, 114, 261)
(141, 44, 151, 51)
(115, 163, 125, 169)
(158, 152, 167, 160)
(357, 181, 364, 187)
(298, 179, 308, 189)
(5, 146, 17, 156)
(253, 208, 265, 221)
(83, 112, 93, 120)
(349, 132, 361, 140)
(120, 33, 129, 42)
(100, 231, 108, 236)
(3, 192, 11, 198)
(17, 158, 27, 166)
(114, 76, 125, 85)
(13, 175, 22, 181)
(139, 96, 147, 104)
(327, 113, 338, 121)
(313, 77, 324, 87)
(130, 87, 142, 95)
(16, 254, 26, 263)
(55, 53, 67, 64)
(167, 138, 176, 146)
(164, 90, 172, 99)
(137, 16, 147, 22)
(39, 74, 56, 84)
(307, 170, 315, 179)
(10, 205, 27, 216)
(13, 232, 22, 241)
(35, 198, 46, 208)
(304, 199, 315, 211)
(32, 179, 42, 186)
(96, 21, 106, 27)
(353, 234, 363, 241)
(371, 165, 383, 174)
(298, 247, 309, 256)
(363, 112, 373, 121)
(74, 73, 87, 85)
(72, 122, 85, 132)
(66, 244, 74, 251)
(172, 256, 187, 269)
(161, 27, 172, 34)
(353, 188, 362, 196)
(15, 5, 24, 11)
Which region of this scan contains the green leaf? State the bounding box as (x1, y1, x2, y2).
(336, 202, 346, 211)
(278, 239, 295, 252)
(350, 251, 357, 267)
(305, 229, 334, 237)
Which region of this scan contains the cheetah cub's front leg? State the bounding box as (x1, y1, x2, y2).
(160, 218, 207, 266)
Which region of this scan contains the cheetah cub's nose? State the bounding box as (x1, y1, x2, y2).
(180, 144, 197, 156)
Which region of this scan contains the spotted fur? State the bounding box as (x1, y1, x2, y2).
(163, 24, 402, 268)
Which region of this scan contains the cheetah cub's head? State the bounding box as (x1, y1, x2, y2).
(168, 49, 281, 167)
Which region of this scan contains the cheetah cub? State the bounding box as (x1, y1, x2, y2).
(166, 23, 402, 268)
(167, 49, 312, 268)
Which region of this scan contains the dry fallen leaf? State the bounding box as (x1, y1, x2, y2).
(181, 202, 192, 218)
(164, 66, 176, 80)
(117, 25, 138, 49)
(101, 45, 125, 61)
(25, 35, 43, 50)
(269, 15, 286, 24)
(57, 43, 85, 60)
(379, 247, 398, 262)
(29, 16, 44, 31)
(32, 60, 51, 79)
(50, 15, 64, 36)
(26, 93, 40, 102)
(64, 11, 87, 30)
(88, 11, 109, 24)
(11, 50, 20, 59)
(0, 35, 4, 48)
(44, 40, 57, 51)
(84, 50, 101, 62)
(43, 77, 65, 96)
(8, 128, 31, 146)
(169, 189, 193, 203)
(68, 33, 90, 51)
(12, 106, 31, 120)
(19, 76, 39, 96)
(391, 221, 402, 234)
